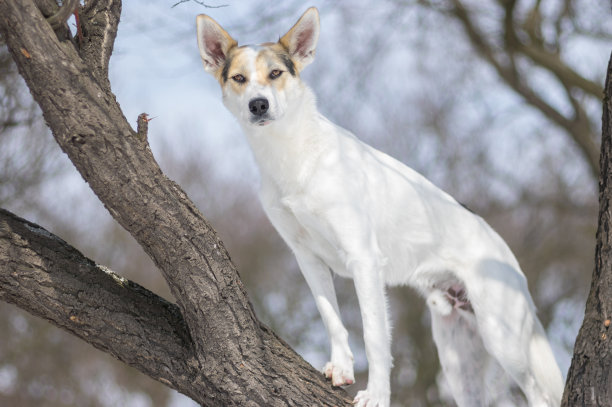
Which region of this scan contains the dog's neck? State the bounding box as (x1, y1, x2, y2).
(240, 85, 325, 192)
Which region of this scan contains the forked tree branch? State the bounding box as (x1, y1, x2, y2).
(446, 0, 601, 179)
(0, 1, 351, 405)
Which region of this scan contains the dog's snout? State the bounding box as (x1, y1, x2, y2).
(249, 98, 269, 116)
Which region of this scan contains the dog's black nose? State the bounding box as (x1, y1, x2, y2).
(249, 98, 269, 116)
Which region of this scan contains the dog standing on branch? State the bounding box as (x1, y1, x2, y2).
(196, 7, 563, 407)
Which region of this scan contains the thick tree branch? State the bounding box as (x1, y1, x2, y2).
(0, 1, 351, 405)
(80, 0, 121, 90)
(562, 50, 612, 407)
(0, 208, 202, 399)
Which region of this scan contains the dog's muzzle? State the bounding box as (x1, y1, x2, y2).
(249, 97, 269, 116)
(248, 98, 272, 126)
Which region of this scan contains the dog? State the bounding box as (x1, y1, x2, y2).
(196, 7, 564, 406)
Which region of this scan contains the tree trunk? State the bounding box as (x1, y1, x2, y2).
(0, 1, 352, 406)
(562, 51, 612, 406)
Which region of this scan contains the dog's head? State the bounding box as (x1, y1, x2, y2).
(196, 8, 319, 127)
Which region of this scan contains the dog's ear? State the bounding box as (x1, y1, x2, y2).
(279, 7, 320, 71)
(196, 14, 237, 75)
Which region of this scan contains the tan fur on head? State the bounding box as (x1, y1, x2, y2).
(196, 7, 319, 83)
(197, 8, 321, 127)
(213, 46, 296, 93)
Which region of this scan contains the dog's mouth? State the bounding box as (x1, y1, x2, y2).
(249, 115, 274, 127)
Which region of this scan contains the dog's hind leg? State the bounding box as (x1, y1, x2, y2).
(429, 296, 512, 407)
(469, 260, 564, 407)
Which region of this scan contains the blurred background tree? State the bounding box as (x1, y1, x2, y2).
(0, 0, 609, 406)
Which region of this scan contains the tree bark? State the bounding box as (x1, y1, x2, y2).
(562, 52, 612, 406)
(0, 1, 352, 406)
(0, 208, 198, 395)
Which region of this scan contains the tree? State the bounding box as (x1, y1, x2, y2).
(0, 1, 352, 405)
(0, 0, 609, 406)
(562, 51, 612, 407)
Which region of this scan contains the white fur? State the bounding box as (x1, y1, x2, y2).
(197, 7, 564, 407)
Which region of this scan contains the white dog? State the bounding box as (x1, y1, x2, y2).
(196, 7, 564, 407)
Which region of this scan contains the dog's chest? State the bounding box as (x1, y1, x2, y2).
(259, 179, 350, 277)
(250, 131, 326, 194)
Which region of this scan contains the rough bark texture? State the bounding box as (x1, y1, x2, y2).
(562, 52, 612, 406)
(0, 1, 352, 406)
(0, 209, 197, 393)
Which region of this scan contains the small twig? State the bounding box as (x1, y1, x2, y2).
(136, 113, 154, 141)
(171, 0, 228, 9)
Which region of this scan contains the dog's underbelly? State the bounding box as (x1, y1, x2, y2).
(268, 194, 466, 287)
(265, 192, 477, 283)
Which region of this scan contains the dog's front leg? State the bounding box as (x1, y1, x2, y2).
(294, 250, 355, 387)
(350, 257, 391, 407)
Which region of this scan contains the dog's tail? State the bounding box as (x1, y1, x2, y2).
(528, 319, 564, 406)
(430, 308, 516, 406)
(455, 255, 565, 406)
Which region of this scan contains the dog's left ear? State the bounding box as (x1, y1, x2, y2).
(196, 14, 237, 76)
(280, 7, 320, 71)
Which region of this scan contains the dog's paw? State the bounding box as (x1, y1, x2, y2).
(322, 361, 355, 387)
(353, 389, 390, 407)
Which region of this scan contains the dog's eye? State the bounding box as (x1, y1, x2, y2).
(269, 69, 283, 80)
(231, 74, 246, 84)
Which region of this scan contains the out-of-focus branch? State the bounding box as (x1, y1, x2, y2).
(499, 0, 602, 98)
(519, 43, 602, 98)
(446, 0, 600, 179)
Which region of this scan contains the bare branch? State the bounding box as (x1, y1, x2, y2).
(499, 0, 602, 100)
(446, 0, 600, 178)
(518, 42, 603, 98)
(171, 0, 228, 9)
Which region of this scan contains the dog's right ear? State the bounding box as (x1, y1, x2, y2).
(196, 15, 237, 75)
(280, 7, 320, 71)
